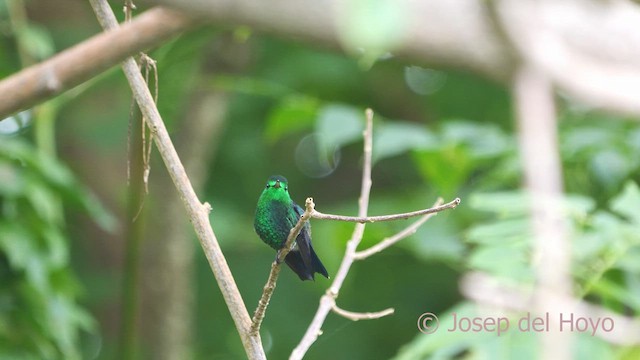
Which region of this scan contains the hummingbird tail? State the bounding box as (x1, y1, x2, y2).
(310, 245, 329, 279)
(284, 247, 329, 281)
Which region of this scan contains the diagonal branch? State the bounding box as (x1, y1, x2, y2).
(250, 198, 315, 336)
(250, 195, 459, 336)
(353, 198, 444, 260)
(290, 109, 374, 360)
(87, 1, 265, 359)
(0, 7, 193, 120)
(288, 110, 460, 360)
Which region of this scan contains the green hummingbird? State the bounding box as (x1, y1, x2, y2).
(254, 175, 329, 281)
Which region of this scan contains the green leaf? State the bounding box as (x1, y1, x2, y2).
(611, 181, 640, 224)
(469, 191, 594, 219)
(590, 149, 634, 188)
(0, 161, 24, 196)
(413, 147, 472, 197)
(373, 122, 438, 163)
(466, 218, 531, 245)
(573, 333, 615, 360)
(468, 244, 532, 280)
(621, 346, 640, 360)
(43, 228, 68, 268)
(315, 104, 364, 153)
(404, 66, 446, 95)
(409, 217, 465, 262)
(0, 224, 36, 272)
(25, 177, 62, 225)
(440, 121, 511, 159)
(616, 247, 640, 272)
(265, 95, 319, 142)
(392, 302, 489, 360)
(20, 24, 55, 61)
(590, 279, 640, 313)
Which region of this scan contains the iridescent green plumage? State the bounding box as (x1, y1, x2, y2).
(254, 175, 329, 281)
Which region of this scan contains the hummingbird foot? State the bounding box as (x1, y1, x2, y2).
(275, 250, 284, 264)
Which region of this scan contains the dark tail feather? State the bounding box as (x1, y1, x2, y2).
(285, 247, 329, 281)
(310, 245, 329, 279)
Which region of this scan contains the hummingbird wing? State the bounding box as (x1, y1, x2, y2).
(291, 202, 313, 271)
(290, 202, 329, 280)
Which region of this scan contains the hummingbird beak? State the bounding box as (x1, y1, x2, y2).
(274, 180, 281, 189)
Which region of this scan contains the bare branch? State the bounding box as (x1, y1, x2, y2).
(250, 262, 283, 336)
(0, 7, 192, 120)
(287, 109, 459, 360)
(251, 195, 458, 336)
(513, 64, 572, 360)
(146, 0, 640, 117)
(331, 303, 395, 321)
(353, 198, 444, 260)
(311, 198, 459, 224)
(144, 0, 512, 81)
(290, 109, 375, 360)
(88, 2, 264, 359)
(250, 198, 315, 336)
(4, 0, 640, 120)
(497, 0, 640, 116)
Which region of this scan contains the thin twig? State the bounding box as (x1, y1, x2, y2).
(311, 198, 459, 224)
(139, 54, 158, 194)
(250, 196, 459, 335)
(353, 198, 444, 260)
(124, 0, 136, 22)
(291, 109, 373, 360)
(88, 2, 265, 359)
(250, 198, 315, 336)
(331, 303, 394, 321)
(290, 110, 460, 360)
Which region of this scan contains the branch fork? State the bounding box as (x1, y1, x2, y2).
(247, 109, 461, 359)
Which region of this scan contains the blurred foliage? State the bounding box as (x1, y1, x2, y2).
(0, 138, 114, 359)
(1, 1, 640, 359)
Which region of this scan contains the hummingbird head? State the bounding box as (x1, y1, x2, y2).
(266, 175, 288, 193)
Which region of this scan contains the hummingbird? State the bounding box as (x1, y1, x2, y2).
(254, 175, 329, 281)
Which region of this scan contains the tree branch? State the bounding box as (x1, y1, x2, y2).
(146, 0, 640, 117)
(331, 303, 394, 321)
(353, 198, 444, 260)
(250, 193, 459, 336)
(144, 0, 512, 81)
(87, 2, 265, 359)
(513, 64, 572, 360)
(0, 7, 193, 120)
(311, 198, 459, 224)
(250, 198, 315, 336)
(288, 109, 460, 360)
(290, 110, 374, 360)
(4, 0, 640, 120)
